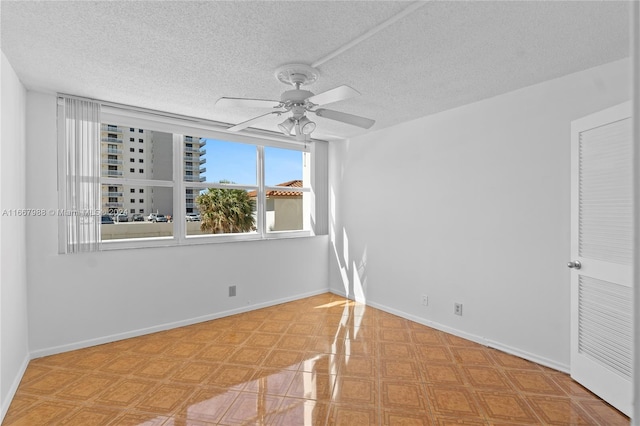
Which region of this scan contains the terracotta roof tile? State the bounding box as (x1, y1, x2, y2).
(248, 180, 303, 198)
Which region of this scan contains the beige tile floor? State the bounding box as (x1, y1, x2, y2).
(3, 293, 629, 425)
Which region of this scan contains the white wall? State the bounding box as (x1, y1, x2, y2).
(329, 58, 631, 371)
(1, 52, 29, 419)
(25, 91, 329, 356)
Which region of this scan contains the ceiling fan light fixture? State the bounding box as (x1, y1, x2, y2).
(277, 117, 295, 135)
(298, 116, 316, 135)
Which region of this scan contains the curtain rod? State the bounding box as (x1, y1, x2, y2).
(57, 93, 328, 145)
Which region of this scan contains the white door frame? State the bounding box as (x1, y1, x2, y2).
(631, 2, 639, 424)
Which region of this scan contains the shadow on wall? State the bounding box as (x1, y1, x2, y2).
(329, 185, 368, 303)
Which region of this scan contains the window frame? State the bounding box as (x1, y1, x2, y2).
(94, 105, 321, 250)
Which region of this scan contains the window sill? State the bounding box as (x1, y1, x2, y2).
(99, 230, 313, 251)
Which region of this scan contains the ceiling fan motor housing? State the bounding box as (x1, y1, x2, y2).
(281, 89, 314, 105)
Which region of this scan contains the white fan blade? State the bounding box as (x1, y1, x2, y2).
(306, 85, 360, 106)
(227, 112, 278, 132)
(216, 97, 281, 109)
(314, 108, 375, 129)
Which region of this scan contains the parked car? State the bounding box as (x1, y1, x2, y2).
(186, 213, 201, 221)
(101, 215, 114, 224)
(149, 213, 168, 223)
(114, 213, 129, 222)
(131, 213, 144, 222)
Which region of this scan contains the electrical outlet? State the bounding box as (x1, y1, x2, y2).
(229, 285, 236, 297)
(422, 295, 428, 306)
(454, 303, 463, 316)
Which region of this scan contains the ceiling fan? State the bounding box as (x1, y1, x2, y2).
(216, 64, 375, 141)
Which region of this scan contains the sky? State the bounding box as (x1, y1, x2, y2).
(202, 139, 302, 187)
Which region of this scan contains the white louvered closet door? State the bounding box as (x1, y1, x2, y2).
(570, 102, 632, 417)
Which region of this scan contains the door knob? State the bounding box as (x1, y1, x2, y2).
(567, 260, 581, 269)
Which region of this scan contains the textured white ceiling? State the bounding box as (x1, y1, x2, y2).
(1, 1, 631, 141)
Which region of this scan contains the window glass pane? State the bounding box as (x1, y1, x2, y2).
(187, 187, 256, 236)
(264, 147, 304, 187)
(265, 190, 308, 232)
(101, 185, 173, 241)
(194, 138, 256, 185)
(264, 147, 308, 232)
(100, 123, 172, 180)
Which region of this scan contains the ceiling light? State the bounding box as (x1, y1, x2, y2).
(277, 117, 295, 135)
(298, 116, 316, 135)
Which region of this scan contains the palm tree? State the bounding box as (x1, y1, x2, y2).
(196, 181, 255, 234)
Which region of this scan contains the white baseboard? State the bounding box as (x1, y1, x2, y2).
(331, 292, 570, 374)
(484, 338, 569, 373)
(30, 288, 328, 359)
(1, 353, 30, 423)
(329, 287, 347, 298)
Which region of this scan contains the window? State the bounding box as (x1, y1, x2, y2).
(130, 128, 134, 132)
(263, 147, 310, 232)
(130, 137, 134, 142)
(138, 138, 143, 143)
(185, 139, 259, 236)
(129, 148, 135, 152)
(61, 96, 325, 250)
(106, 165, 120, 177)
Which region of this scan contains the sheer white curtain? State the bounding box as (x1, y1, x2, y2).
(58, 97, 101, 253)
